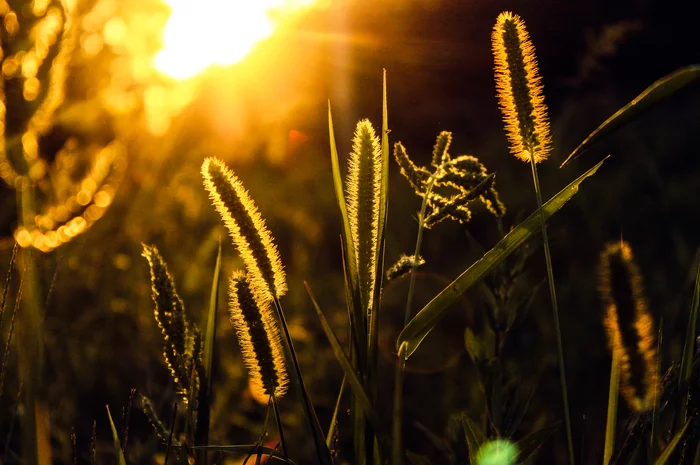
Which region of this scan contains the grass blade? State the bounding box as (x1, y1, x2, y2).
(654, 419, 691, 465)
(304, 282, 384, 440)
(328, 102, 359, 296)
(560, 65, 700, 167)
(272, 297, 333, 465)
(679, 254, 700, 425)
(196, 239, 222, 463)
(462, 413, 487, 464)
(515, 423, 560, 463)
(604, 351, 620, 465)
(106, 405, 127, 465)
(193, 445, 295, 464)
(398, 157, 608, 358)
(326, 375, 347, 447)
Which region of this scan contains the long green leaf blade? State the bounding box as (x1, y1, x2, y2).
(515, 423, 560, 463)
(679, 255, 700, 422)
(560, 65, 700, 167)
(654, 419, 691, 465)
(106, 405, 127, 465)
(193, 445, 295, 464)
(604, 351, 620, 465)
(398, 157, 608, 358)
(195, 240, 222, 463)
(328, 102, 359, 294)
(304, 282, 384, 438)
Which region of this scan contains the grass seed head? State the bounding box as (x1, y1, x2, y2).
(229, 272, 288, 401)
(598, 241, 657, 412)
(346, 119, 382, 308)
(492, 11, 552, 163)
(202, 157, 287, 301)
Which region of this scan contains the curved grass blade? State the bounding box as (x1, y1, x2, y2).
(679, 254, 700, 425)
(304, 282, 384, 441)
(193, 445, 295, 464)
(106, 405, 127, 465)
(604, 351, 620, 465)
(654, 419, 690, 465)
(515, 422, 560, 463)
(560, 65, 700, 167)
(461, 413, 487, 464)
(196, 239, 222, 463)
(398, 157, 608, 358)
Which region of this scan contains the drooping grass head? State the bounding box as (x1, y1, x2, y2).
(492, 11, 552, 163)
(229, 272, 288, 401)
(202, 157, 287, 302)
(598, 241, 657, 412)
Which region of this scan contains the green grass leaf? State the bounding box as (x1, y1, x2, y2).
(462, 413, 487, 464)
(654, 419, 691, 465)
(106, 405, 127, 465)
(193, 445, 295, 464)
(304, 282, 385, 445)
(195, 239, 222, 463)
(679, 254, 700, 427)
(603, 351, 620, 465)
(326, 375, 346, 448)
(514, 423, 559, 463)
(397, 157, 608, 358)
(560, 65, 700, 167)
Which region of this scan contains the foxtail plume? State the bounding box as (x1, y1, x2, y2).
(598, 241, 657, 412)
(229, 272, 288, 401)
(492, 11, 552, 163)
(202, 157, 286, 301)
(346, 119, 382, 307)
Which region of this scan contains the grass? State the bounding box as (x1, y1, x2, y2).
(1, 4, 700, 465)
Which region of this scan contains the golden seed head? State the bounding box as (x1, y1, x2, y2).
(598, 241, 657, 412)
(202, 157, 286, 301)
(346, 119, 382, 308)
(229, 272, 288, 401)
(492, 11, 552, 163)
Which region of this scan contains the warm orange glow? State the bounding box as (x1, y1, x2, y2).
(154, 0, 316, 80)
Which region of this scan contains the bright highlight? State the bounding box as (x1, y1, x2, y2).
(154, 0, 316, 80)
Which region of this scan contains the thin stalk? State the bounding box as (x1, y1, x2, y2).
(272, 297, 331, 465)
(272, 395, 288, 459)
(392, 169, 441, 465)
(243, 401, 271, 465)
(529, 156, 574, 465)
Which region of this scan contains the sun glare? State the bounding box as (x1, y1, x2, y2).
(154, 0, 316, 80)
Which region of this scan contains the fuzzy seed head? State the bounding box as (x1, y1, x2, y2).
(386, 254, 425, 282)
(346, 119, 382, 309)
(229, 272, 288, 401)
(598, 241, 657, 412)
(142, 244, 192, 397)
(492, 11, 552, 163)
(202, 157, 287, 301)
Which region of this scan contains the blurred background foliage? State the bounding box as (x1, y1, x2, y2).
(0, 0, 699, 463)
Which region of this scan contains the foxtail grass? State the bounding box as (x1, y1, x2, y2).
(492, 11, 573, 464)
(598, 241, 657, 412)
(228, 272, 288, 401)
(202, 157, 331, 464)
(202, 157, 287, 302)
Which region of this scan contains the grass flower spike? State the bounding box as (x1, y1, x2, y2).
(202, 157, 287, 301)
(492, 11, 552, 163)
(346, 119, 382, 307)
(142, 244, 200, 400)
(598, 241, 657, 412)
(229, 272, 288, 401)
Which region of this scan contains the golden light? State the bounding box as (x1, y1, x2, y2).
(154, 0, 316, 80)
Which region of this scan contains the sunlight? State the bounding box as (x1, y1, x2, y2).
(154, 0, 316, 80)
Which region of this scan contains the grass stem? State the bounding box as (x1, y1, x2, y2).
(529, 155, 575, 465)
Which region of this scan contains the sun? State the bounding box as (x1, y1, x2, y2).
(154, 0, 316, 80)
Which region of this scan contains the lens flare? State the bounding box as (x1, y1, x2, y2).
(154, 0, 316, 80)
